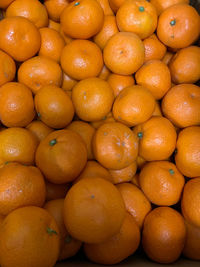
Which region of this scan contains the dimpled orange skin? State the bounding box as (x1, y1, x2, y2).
(162, 84, 200, 128)
(157, 4, 200, 49)
(44, 0, 69, 22)
(0, 50, 16, 87)
(0, 82, 35, 128)
(133, 116, 177, 161)
(63, 177, 126, 243)
(116, 0, 157, 40)
(18, 56, 63, 95)
(150, 0, 189, 16)
(143, 34, 166, 62)
(26, 121, 54, 143)
(93, 122, 138, 170)
(0, 162, 46, 216)
(142, 207, 186, 264)
(175, 127, 200, 178)
(139, 161, 185, 206)
(35, 129, 87, 184)
(103, 32, 145, 75)
(60, 0, 104, 39)
(135, 60, 171, 100)
(0, 17, 41, 62)
(60, 40, 103, 80)
(113, 85, 155, 127)
(48, 19, 61, 32)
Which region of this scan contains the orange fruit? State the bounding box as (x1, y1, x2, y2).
(66, 121, 95, 160)
(116, 0, 157, 39)
(133, 116, 177, 161)
(183, 220, 200, 260)
(142, 207, 186, 263)
(59, 25, 73, 44)
(175, 126, 200, 177)
(0, 206, 60, 267)
(108, 0, 124, 13)
(0, 82, 35, 128)
(150, 0, 189, 16)
(0, 162, 46, 216)
(62, 72, 77, 91)
(162, 84, 200, 128)
(6, 0, 48, 28)
(152, 101, 162, 116)
(0, 127, 38, 166)
(60, 39, 103, 80)
(98, 64, 111, 80)
(117, 183, 151, 228)
(181, 178, 200, 228)
(162, 51, 174, 65)
(169, 46, 200, 84)
(136, 155, 146, 170)
(0, 49, 16, 86)
(93, 15, 119, 50)
(39, 27, 65, 62)
(157, 4, 200, 49)
(48, 19, 61, 32)
(0, 16, 41, 62)
(103, 32, 145, 75)
(84, 212, 140, 264)
(139, 161, 185, 206)
(107, 73, 135, 98)
(90, 111, 116, 129)
(44, 0, 69, 22)
(108, 161, 137, 184)
(45, 181, 70, 201)
(35, 129, 87, 184)
(44, 199, 82, 261)
(96, 0, 114, 15)
(131, 173, 140, 187)
(63, 177, 125, 243)
(0, 0, 15, 9)
(60, 0, 104, 39)
(113, 85, 155, 127)
(34, 85, 74, 129)
(135, 60, 171, 100)
(143, 34, 166, 62)
(18, 56, 62, 94)
(26, 120, 54, 143)
(93, 122, 138, 170)
(72, 78, 114, 122)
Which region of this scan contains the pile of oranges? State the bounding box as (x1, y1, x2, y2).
(0, 0, 200, 266)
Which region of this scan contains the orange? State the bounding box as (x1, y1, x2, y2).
(44, 0, 69, 22)
(150, 0, 189, 16)
(181, 178, 200, 228)
(93, 122, 138, 170)
(139, 161, 185, 206)
(103, 32, 145, 75)
(175, 127, 200, 177)
(0, 0, 15, 9)
(117, 183, 151, 228)
(44, 199, 82, 260)
(0, 82, 35, 128)
(112, 85, 155, 127)
(45, 181, 70, 201)
(157, 4, 200, 49)
(0, 127, 38, 166)
(162, 51, 174, 65)
(93, 15, 119, 50)
(84, 212, 140, 264)
(169, 46, 200, 84)
(63, 177, 125, 243)
(98, 64, 111, 80)
(142, 207, 186, 263)
(108, 161, 137, 184)
(133, 116, 177, 161)
(0, 16, 41, 62)
(62, 72, 77, 91)
(59, 25, 73, 44)
(108, 0, 124, 13)
(96, 0, 114, 15)
(26, 120, 54, 143)
(131, 173, 140, 187)
(135, 60, 171, 100)
(116, 0, 157, 40)
(18, 56, 62, 94)
(183, 220, 200, 260)
(60, 0, 104, 39)
(0, 206, 60, 267)
(61, 39, 103, 80)
(36, 129, 87, 184)
(72, 78, 114, 122)
(0, 162, 46, 216)
(66, 121, 95, 160)
(162, 84, 200, 128)
(152, 101, 162, 116)
(143, 34, 166, 62)
(107, 73, 135, 98)
(6, 0, 48, 28)
(136, 155, 146, 170)
(34, 85, 74, 129)
(0, 49, 16, 86)
(90, 111, 116, 129)
(48, 19, 60, 32)
(39, 27, 65, 62)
